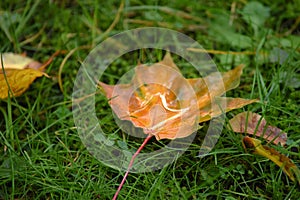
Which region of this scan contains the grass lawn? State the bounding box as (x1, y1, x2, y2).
(1, 0, 300, 199)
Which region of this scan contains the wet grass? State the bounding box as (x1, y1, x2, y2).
(0, 0, 299, 199)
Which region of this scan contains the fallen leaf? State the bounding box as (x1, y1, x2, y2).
(0, 51, 62, 99)
(103, 53, 259, 199)
(99, 53, 258, 140)
(229, 112, 287, 146)
(243, 136, 300, 185)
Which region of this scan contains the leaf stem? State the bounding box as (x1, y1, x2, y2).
(112, 134, 153, 200)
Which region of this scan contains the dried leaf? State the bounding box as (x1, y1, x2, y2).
(99, 53, 258, 140)
(229, 112, 287, 146)
(243, 136, 300, 185)
(0, 53, 47, 99)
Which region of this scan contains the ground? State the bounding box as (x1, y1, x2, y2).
(0, 0, 300, 199)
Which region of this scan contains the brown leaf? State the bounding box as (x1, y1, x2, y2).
(99, 53, 258, 140)
(243, 136, 300, 185)
(229, 112, 287, 146)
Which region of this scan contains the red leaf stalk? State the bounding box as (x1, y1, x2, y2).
(112, 134, 153, 200)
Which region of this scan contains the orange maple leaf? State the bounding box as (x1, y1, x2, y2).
(98, 53, 258, 140)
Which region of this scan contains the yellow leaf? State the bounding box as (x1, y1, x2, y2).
(0, 68, 46, 99)
(243, 136, 300, 185)
(0, 52, 60, 99)
(99, 53, 258, 140)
